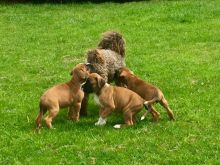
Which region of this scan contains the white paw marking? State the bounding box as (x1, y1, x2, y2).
(141, 116, 145, 121)
(95, 117, 106, 126)
(113, 124, 121, 129)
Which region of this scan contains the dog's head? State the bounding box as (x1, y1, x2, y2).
(115, 67, 134, 88)
(97, 31, 125, 57)
(70, 63, 92, 83)
(87, 49, 105, 66)
(82, 73, 106, 94)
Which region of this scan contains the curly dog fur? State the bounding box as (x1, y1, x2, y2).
(87, 31, 125, 82)
(80, 31, 126, 115)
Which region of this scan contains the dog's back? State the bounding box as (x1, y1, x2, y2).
(86, 31, 126, 82)
(112, 86, 144, 111)
(117, 67, 175, 121)
(87, 49, 125, 82)
(129, 76, 162, 101)
(102, 49, 125, 81)
(40, 84, 72, 108)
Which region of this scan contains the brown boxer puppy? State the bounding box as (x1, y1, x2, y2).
(115, 67, 175, 121)
(35, 63, 91, 129)
(82, 73, 149, 128)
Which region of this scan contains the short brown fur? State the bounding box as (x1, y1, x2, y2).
(116, 67, 175, 121)
(86, 73, 149, 128)
(35, 64, 90, 129)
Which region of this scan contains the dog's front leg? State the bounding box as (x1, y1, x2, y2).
(95, 108, 112, 126)
(69, 103, 81, 121)
(80, 93, 89, 116)
(68, 106, 74, 120)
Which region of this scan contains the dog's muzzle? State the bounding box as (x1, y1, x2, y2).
(81, 79, 93, 94)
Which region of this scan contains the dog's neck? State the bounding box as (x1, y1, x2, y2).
(68, 76, 85, 90)
(126, 74, 142, 89)
(95, 83, 110, 96)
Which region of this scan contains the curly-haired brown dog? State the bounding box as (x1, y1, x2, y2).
(80, 31, 126, 116)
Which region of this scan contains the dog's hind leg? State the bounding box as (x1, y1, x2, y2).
(132, 114, 138, 124)
(142, 103, 160, 121)
(124, 111, 134, 126)
(35, 104, 47, 129)
(114, 111, 133, 129)
(159, 97, 175, 120)
(151, 106, 160, 121)
(45, 106, 59, 129)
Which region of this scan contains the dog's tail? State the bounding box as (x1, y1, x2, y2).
(35, 102, 47, 129)
(97, 31, 125, 57)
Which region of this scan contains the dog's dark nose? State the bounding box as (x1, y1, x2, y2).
(81, 80, 93, 93)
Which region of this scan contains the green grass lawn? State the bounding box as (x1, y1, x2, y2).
(0, 0, 220, 164)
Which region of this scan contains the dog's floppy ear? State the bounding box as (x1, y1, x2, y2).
(96, 77, 106, 88)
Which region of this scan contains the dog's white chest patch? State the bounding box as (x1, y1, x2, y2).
(94, 95, 103, 107)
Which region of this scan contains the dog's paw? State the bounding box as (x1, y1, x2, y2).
(95, 122, 105, 126)
(95, 122, 100, 126)
(95, 117, 106, 126)
(141, 116, 145, 121)
(113, 124, 121, 129)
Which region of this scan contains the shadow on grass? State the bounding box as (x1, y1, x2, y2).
(28, 114, 164, 135)
(23, 105, 172, 133)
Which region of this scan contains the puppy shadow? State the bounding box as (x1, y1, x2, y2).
(29, 106, 176, 134)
